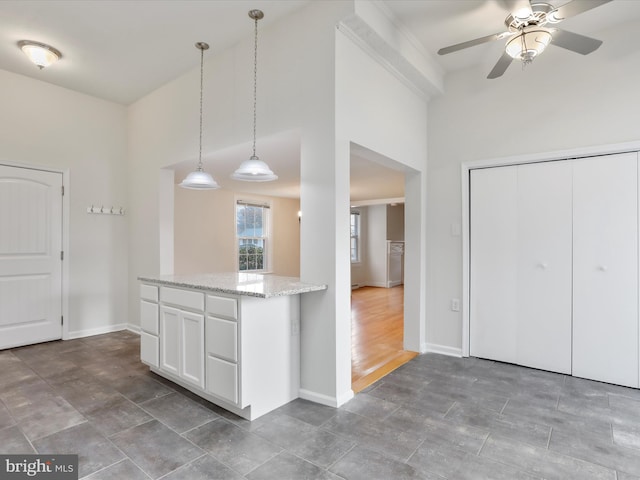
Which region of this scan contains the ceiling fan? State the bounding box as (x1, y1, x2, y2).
(438, 0, 612, 79)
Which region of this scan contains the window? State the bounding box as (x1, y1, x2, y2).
(236, 200, 270, 272)
(350, 211, 360, 263)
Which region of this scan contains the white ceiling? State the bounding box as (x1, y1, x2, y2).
(2, 0, 639, 201)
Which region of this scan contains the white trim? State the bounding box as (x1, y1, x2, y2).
(365, 281, 387, 288)
(424, 343, 462, 358)
(299, 388, 354, 407)
(461, 140, 640, 358)
(67, 323, 128, 340)
(127, 324, 141, 334)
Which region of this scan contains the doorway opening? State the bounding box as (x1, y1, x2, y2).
(349, 145, 418, 392)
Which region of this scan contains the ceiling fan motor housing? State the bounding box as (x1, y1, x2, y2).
(505, 3, 554, 31)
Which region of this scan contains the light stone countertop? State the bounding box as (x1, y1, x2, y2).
(138, 272, 327, 298)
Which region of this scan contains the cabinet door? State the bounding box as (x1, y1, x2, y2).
(207, 316, 238, 362)
(140, 331, 159, 367)
(140, 300, 159, 335)
(160, 306, 180, 377)
(470, 166, 518, 363)
(206, 355, 238, 405)
(516, 161, 572, 374)
(180, 311, 205, 389)
(573, 153, 639, 388)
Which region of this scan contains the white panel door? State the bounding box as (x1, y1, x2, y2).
(160, 306, 180, 376)
(516, 161, 573, 374)
(0, 165, 62, 349)
(470, 166, 518, 363)
(180, 311, 205, 389)
(573, 152, 639, 388)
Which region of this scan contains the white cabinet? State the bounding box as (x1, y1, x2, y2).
(140, 282, 301, 420)
(470, 153, 639, 387)
(387, 241, 404, 287)
(205, 294, 242, 406)
(573, 153, 639, 387)
(159, 288, 205, 390)
(140, 284, 159, 368)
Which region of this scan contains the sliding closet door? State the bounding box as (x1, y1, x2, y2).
(470, 166, 518, 363)
(516, 161, 572, 374)
(573, 152, 639, 388)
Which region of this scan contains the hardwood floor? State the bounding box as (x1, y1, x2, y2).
(351, 285, 418, 392)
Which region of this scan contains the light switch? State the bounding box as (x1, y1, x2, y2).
(450, 298, 460, 312)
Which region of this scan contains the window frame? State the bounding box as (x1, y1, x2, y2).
(350, 210, 361, 264)
(236, 199, 272, 273)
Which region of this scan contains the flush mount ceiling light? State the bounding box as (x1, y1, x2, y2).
(180, 42, 220, 190)
(231, 9, 278, 182)
(18, 40, 62, 69)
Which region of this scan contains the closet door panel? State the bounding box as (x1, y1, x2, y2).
(573, 152, 639, 388)
(516, 161, 573, 374)
(470, 166, 518, 363)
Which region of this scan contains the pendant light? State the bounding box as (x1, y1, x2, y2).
(180, 42, 220, 190)
(231, 9, 278, 182)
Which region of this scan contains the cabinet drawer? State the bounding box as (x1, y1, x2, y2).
(140, 300, 159, 335)
(161, 287, 204, 311)
(206, 295, 237, 320)
(140, 284, 158, 302)
(140, 331, 159, 368)
(206, 355, 238, 405)
(206, 316, 237, 362)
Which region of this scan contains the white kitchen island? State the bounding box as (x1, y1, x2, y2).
(137, 273, 327, 420)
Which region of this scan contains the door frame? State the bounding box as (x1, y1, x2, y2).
(0, 159, 70, 341)
(461, 140, 640, 357)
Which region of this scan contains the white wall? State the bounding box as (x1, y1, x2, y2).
(336, 27, 429, 354)
(0, 69, 128, 337)
(174, 188, 300, 276)
(427, 19, 640, 352)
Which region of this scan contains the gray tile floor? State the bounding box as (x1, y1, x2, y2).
(2, 331, 640, 479)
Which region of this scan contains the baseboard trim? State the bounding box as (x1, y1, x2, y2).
(364, 282, 387, 288)
(126, 324, 141, 334)
(424, 343, 463, 358)
(67, 323, 128, 340)
(299, 388, 354, 408)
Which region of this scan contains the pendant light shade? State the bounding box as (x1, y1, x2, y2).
(231, 9, 278, 182)
(180, 42, 220, 190)
(180, 167, 219, 189)
(231, 156, 278, 182)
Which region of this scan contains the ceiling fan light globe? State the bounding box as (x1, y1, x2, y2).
(505, 29, 552, 61)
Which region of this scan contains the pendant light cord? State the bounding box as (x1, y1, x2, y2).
(252, 15, 258, 159)
(198, 45, 204, 170)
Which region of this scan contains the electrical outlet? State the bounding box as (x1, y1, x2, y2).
(450, 298, 460, 312)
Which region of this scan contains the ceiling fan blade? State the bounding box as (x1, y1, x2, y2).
(549, 0, 613, 22)
(438, 32, 510, 55)
(487, 51, 514, 79)
(551, 29, 603, 55)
